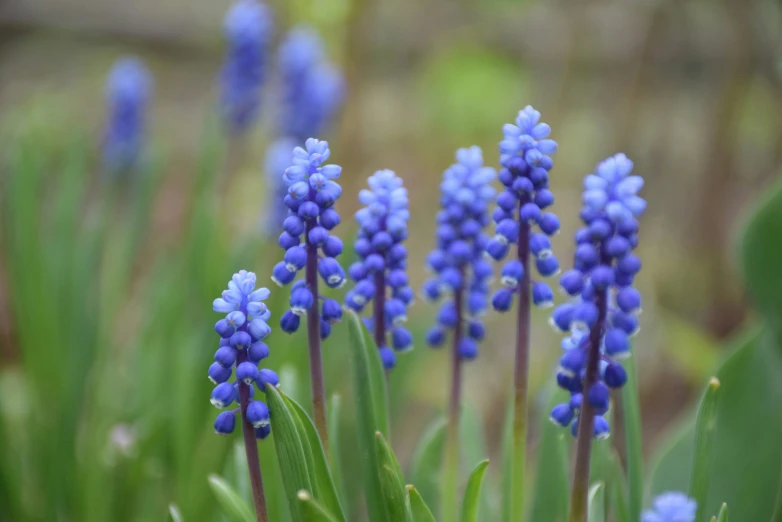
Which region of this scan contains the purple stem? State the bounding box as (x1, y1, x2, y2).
(448, 284, 465, 437)
(235, 347, 268, 522)
(305, 218, 329, 450)
(568, 286, 608, 522)
(373, 270, 386, 351)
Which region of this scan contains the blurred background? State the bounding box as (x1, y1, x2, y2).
(1, 0, 781, 520)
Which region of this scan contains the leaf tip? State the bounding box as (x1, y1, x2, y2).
(297, 489, 311, 501)
(708, 377, 720, 391)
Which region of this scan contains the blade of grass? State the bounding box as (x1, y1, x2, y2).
(407, 486, 437, 522)
(689, 378, 721, 522)
(621, 349, 644, 522)
(459, 460, 489, 522)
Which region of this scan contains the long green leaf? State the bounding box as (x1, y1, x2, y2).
(375, 431, 412, 522)
(690, 377, 721, 522)
(529, 387, 571, 522)
(621, 348, 643, 522)
(346, 309, 390, 522)
(267, 385, 313, 522)
(587, 483, 606, 522)
(169, 503, 184, 522)
(207, 474, 255, 522)
(407, 486, 437, 522)
(297, 491, 339, 522)
(327, 394, 347, 510)
(590, 443, 629, 522)
(459, 460, 489, 522)
(282, 392, 346, 521)
(409, 417, 447, 516)
(715, 503, 728, 522)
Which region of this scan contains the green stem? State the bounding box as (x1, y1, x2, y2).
(442, 283, 464, 522)
(620, 353, 644, 522)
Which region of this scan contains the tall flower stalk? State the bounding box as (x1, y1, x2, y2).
(485, 106, 560, 521)
(346, 170, 413, 371)
(210, 271, 280, 522)
(273, 138, 345, 446)
(547, 154, 646, 522)
(423, 147, 495, 520)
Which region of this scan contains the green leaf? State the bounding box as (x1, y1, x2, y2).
(587, 483, 606, 522)
(716, 502, 728, 522)
(529, 386, 571, 522)
(346, 309, 390, 522)
(375, 431, 412, 522)
(459, 460, 489, 522)
(500, 397, 514, 522)
(408, 417, 446, 516)
(648, 330, 782, 521)
(620, 351, 643, 522)
(327, 394, 347, 511)
(459, 404, 491, 520)
(282, 391, 346, 521)
(690, 377, 721, 522)
(207, 474, 255, 522)
(407, 486, 437, 522)
(590, 443, 629, 522)
(168, 503, 183, 522)
(297, 491, 339, 522)
(266, 384, 313, 522)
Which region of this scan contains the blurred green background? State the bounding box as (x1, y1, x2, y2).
(1, 0, 781, 520)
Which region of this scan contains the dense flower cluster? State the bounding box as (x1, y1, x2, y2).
(549, 153, 645, 439)
(486, 106, 560, 311)
(210, 271, 279, 439)
(220, 0, 272, 134)
(103, 57, 152, 173)
(273, 139, 345, 337)
(276, 26, 345, 142)
(423, 147, 496, 359)
(642, 492, 696, 522)
(345, 170, 412, 369)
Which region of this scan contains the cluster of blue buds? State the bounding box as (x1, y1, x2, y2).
(103, 57, 152, 173)
(220, 0, 272, 134)
(549, 153, 646, 439)
(345, 170, 412, 369)
(210, 271, 280, 439)
(276, 25, 345, 143)
(642, 492, 696, 522)
(423, 147, 496, 360)
(273, 139, 345, 337)
(486, 106, 560, 311)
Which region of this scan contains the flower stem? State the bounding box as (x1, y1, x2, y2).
(442, 282, 464, 522)
(373, 267, 386, 350)
(305, 220, 329, 451)
(236, 348, 269, 522)
(568, 287, 608, 522)
(510, 216, 531, 522)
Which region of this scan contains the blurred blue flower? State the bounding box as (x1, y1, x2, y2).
(424, 146, 496, 360)
(642, 492, 696, 522)
(220, 0, 272, 134)
(103, 57, 152, 173)
(549, 154, 645, 439)
(263, 137, 298, 235)
(272, 139, 345, 337)
(210, 270, 277, 439)
(345, 170, 410, 369)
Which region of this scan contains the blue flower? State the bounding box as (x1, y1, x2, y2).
(220, 0, 272, 134)
(642, 492, 696, 522)
(210, 271, 278, 439)
(263, 138, 298, 236)
(103, 57, 152, 173)
(423, 146, 495, 360)
(487, 106, 560, 312)
(273, 139, 345, 338)
(549, 154, 645, 438)
(346, 170, 410, 369)
(276, 26, 345, 142)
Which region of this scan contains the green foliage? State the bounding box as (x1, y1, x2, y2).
(459, 460, 489, 522)
(408, 417, 446, 515)
(587, 483, 605, 522)
(297, 491, 340, 522)
(620, 351, 644, 522)
(407, 486, 437, 522)
(690, 378, 721, 522)
(207, 474, 255, 522)
(375, 432, 412, 522)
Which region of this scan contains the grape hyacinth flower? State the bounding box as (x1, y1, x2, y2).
(102, 57, 152, 175)
(263, 138, 297, 235)
(345, 170, 411, 370)
(210, 270, 279, 521)
(220, 0, 272, 135)
(549, 153, 645, 522)
(423, 146, 495, 521)
(272, 138, 344, 445)
(642, 492, 696, 522)
(484, 106, 558, 522)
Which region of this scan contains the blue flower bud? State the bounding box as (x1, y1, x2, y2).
(280, 310, 301, 333)
(550, 403, 574, 427)
(384, 299, 407, 326)
(215, 318, 235, 338)
(539, 213, 560, 235)
(593, 415, 610, 439)
(467, 320, 485, 341)
(391, 327, 413, 352)
(560, 349, 586, 376)
(214, 411, 237, 435)
(492, 287, 514, 312)
(394, 286, 414, 305)
(427, 250, 448, 272)
(604, 362, 627, 388)
(297, 201, 320, 220)
(570, 393, 583, 410)
(307, 226, 329, 247)
(320, 208, 340, 230)
(617, 253, 641, 275)
(532, 282, 554, 308)
(247, 319, 271, 341)
(279, 231, 300, 250)
(501, 260, 524, 287)
(496, 219, 519, 243)
(321, 236, 343, 258)
(458, 338, 478, 360)
(534, 188, 554, 208)
(617, 287, 641, 314)
(604, 328, 629, 358)
(257, 368, 279, 389)
(611, 312, 639, 336)
(255, 424, 271, 439)
(246, 400, 270, 428)
(467, 291, 487, 316)
(371, 231, 393, 252)
(248, 342, 270, 363)
(290, 286, 314, 315)
(211, 382, 236, 408)
(387, 269, 408, 289)
(557, 371, 582, 393)
(236, 362, 260, 384)
(560, 270, 584, 296)
(364, 253, 385, 273)
(496, 190, 517, 211)
(590, 265, 615, 289)
(605, 236, 630, 258)
(587, 381, 609, 409)
(426, 326, 446, 347)
(440, 267, 463, 291)
(321, 298, 342, 324)
(572, 302, 599, 331)
(437, 302, 458, 327)
(379, 346, 396, 369)
(319, 318, 331, 339)
(486, 238, 509, 261)
(272, 261, 297, 286)
(283, 216, 305, 236)
(529, 233, 552, 257)
(208, 362, 232, 384)
(422, 279, 441, 301)
(535, 255, 560, 277)
(448, 240, 473, 265)
(550, 303, 575, 332)
(215, 346, 237, 368)
(318, 257, 345, 288)
(520, 202, 541, 223)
